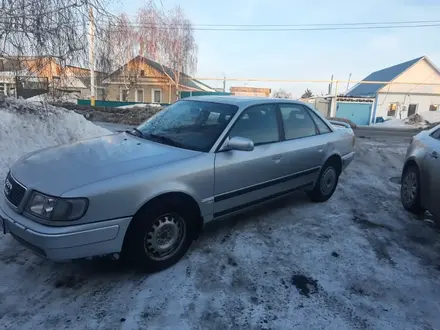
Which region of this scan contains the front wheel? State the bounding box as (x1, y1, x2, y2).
(122, 200, 195, 272)
(401, 165, 424, 214)
(307, 163, 339, 202)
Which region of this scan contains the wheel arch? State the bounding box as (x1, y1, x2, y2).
(324, 154, 343, 176)
(130, 191, 204, 241)
(401, 158, 420, 181)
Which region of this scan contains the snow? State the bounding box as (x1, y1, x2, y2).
(1, 105, 440, 329)
(0, 97, 111, 179)
(417, 110, 440, 124)
(374, 111, 440, 128)
(27, 92, 81, 104)
(118, 103, 162, 109)
(374, 118, 408, 127)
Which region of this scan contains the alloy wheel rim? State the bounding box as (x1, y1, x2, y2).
(144, 213, 186, 261)
(320, 167, 337, 195)
(402, 171, 417, 205)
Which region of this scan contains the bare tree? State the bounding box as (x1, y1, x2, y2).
(0, 0, 113, 61)
(156, 5, 198, 98)
(96, 14, 139, 100)
(0, 0, 114, 99)
(272, 88, 292, 99)
(301, 88, 313, 98)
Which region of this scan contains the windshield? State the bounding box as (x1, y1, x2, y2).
(136, 100, 239, 152)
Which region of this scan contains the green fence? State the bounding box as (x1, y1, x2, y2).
(77, 99, 170, 108)
(179, 91, 231, 99)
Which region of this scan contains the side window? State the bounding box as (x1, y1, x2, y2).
(307, 109, 332, 134)
(431, 128, 440, 140)
(279, 104, 317, 140)
(229, 104, 279, 145)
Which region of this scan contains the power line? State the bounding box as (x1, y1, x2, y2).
(104, 23, 440, 32)
(105, 19, 440, 27)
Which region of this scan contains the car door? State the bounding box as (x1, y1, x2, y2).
(213, 103, 285, 217)
(277, 104, 330, 184)
(424, 128, 440, 217)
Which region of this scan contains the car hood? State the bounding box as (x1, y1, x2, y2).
(10, 132, 201, 196)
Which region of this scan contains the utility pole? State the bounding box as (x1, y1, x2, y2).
(89, 7, 95, 107)
(346, 73, 352, 91)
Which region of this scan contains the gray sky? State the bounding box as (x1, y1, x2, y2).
(111, 0, 440, 97)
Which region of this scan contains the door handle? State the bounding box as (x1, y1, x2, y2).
(272, 155, 283, 163)
(431, 151, 438, 159)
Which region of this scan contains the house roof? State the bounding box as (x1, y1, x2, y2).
(108, 56, 215, 92)
(345, 56, 424, 97)
(140, 57, 215, 92)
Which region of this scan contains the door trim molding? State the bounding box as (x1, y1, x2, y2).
(213, 166, 320, 203)
(213, 181, 314, 218)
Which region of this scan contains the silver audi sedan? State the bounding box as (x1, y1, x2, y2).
(401, 124, 440, 219)
(1, 96, 355, 272)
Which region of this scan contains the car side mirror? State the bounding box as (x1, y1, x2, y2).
(227, 136, 254, 151)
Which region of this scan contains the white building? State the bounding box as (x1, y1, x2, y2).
(345, 56, 440, 123)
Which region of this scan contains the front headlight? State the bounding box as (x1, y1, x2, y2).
(26, 192, 88, 221)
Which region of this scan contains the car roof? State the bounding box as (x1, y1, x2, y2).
(182, 95, 307, 108)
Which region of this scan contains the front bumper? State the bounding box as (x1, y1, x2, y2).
(0, 194, 131, 260)
(342, 151, 355, 170)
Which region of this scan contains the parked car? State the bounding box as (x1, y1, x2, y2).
(1, 96, 355, 272)
(401, 124, 440, 218)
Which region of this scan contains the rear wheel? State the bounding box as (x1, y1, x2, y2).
(122, 199, 195, 272)
(401, 165, 424, 214)
(307, 162, 339, 202)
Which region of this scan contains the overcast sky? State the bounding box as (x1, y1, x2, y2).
(111, 0, 440, 97)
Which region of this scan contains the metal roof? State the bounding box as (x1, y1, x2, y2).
(345, 56, 424, 97)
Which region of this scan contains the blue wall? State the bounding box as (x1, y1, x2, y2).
(336, 102, 373, 126)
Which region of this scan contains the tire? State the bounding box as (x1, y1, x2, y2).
(401, 165, 425, 214)
(121, 199, 195, 272)
(307, 162, 339, 203)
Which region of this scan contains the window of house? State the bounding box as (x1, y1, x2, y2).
(140, 70, 145, 77)
(136, 89, 144, 102)
(429, 104, 439, 111)
(279, 104, 317, 140)
(152, 89, 162, 103)
(229, 104, 280, 145)
(120, 89, 129, 102)
(307, 109, 332, 134)
(387, 103, 397, 117)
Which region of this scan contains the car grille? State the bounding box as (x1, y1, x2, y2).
(4, 172, 26, 207)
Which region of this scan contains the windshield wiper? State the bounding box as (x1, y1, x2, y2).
(145, 133, 183, 148)
(126, 128, 144, 138)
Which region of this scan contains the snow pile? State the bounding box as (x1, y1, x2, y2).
(374, 111, 440, 128)
(118, 103, 162, 109)
(27, 92, 80, 104)
(405, 111, 440, 127)
(0, 97, 111, 179)
(374, 118, 407, 127)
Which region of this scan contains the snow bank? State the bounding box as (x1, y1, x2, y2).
(374, 118, 407, 128)
(417, 111, 440, 124)
(0, 97, 111, 179)
(374, 111, 440, 128)
(27, 92, 80, 104)
(118, 103, 162, 109)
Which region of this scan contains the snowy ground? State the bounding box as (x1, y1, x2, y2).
(1, 99, 440, 329)
(373, 111, 440, 129)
